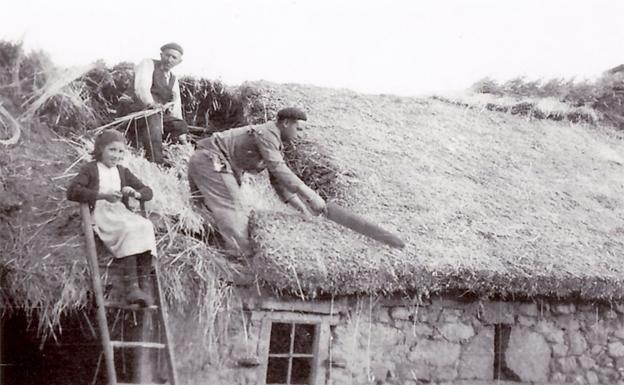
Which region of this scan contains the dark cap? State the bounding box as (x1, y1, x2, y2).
(277, 107, 307, 121)
(160, 42, 184, 55)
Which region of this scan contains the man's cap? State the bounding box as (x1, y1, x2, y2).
(160, 42, 184, 55)
(277, 107, 307, 121)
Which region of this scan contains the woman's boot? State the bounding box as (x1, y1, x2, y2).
(121, 254, 153, 307)
(136, 252, 154, 294)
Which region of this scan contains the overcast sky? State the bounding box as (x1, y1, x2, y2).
(2, 0, 623, 96)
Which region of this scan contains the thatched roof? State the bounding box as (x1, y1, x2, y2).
(0, 126, 234, 334)
(243, 81, 624, 301)
(3, 76, 624, 336)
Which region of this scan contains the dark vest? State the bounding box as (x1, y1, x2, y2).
(150, 60, 176, 104)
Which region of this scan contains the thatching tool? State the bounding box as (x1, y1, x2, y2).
(323, 202, 405, 248)
(91, 102, 174, 134)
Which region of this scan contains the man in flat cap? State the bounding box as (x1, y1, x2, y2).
(188, 107, 326, 257)
(128, 42, 189, 164)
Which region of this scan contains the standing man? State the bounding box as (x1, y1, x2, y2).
(130, 42, 189, 164)
(188, 108, 326, 257)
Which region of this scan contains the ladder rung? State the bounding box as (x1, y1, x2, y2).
(111, 341, 166, 349)
(104, 302, 158, 310)
(117, 383, 165, 385)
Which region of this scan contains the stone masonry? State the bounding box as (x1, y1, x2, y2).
(329, 298, 624, 385)
(167, 295, 624, 385)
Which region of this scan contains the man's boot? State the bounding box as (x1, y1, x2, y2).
(121, 254, 153, 307)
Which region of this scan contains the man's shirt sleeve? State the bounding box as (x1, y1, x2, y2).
(134, 59, 155, 105)
(171, 77, 183, 120)
(253, 129, 305, 193)
(269, 171, 296, 202)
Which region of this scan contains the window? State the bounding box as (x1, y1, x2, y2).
(254, 308, 335, 385)
(265, 322, 318, 385)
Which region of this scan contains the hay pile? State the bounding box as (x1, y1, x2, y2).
(0, 40, 246, 137)
(180, 77, 246, 131)
(1, 130, 222, 333)
(0, 41, 275, 337)
(244, 81, 624, 301)
(0, 128, 294, 338)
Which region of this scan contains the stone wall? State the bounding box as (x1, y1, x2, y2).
(329, 298, 624, 385)
(170, 305, 261, 385)
(168, 293, 624, 385)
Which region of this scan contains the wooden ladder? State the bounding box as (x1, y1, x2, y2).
(80, 203, 179, 385)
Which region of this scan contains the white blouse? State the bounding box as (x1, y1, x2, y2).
(96, 162, 121, 194)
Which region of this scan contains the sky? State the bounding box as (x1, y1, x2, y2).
(1, 0, 623, 96)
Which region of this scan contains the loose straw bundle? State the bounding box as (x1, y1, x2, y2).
(0, 103, 21, 146)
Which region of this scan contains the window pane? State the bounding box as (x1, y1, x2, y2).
(269, 323, 292, 354)
(293, 324, 315, 354)
(291, 357, 312, 384)
(266, 357, 289, 384)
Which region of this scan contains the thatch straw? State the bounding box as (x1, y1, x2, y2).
(0, 127, 286, 337)
(6, 69, 624, 341)
(20, 64, 96, 123)
(243, 81, 624, 301)
(0, 103, 20, 146)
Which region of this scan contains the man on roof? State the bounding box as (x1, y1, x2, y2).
(128, 42, 189, 164)
(188, 107, 326, 257)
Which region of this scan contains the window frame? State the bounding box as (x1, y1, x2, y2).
(255, 312, 335, 385)
(266, 322, 318, 385)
